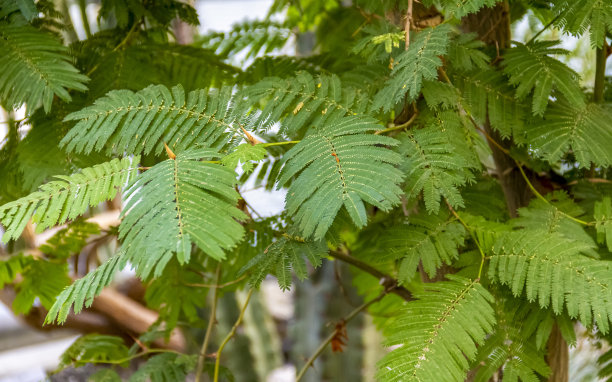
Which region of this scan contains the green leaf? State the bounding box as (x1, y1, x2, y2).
(46, 254, 128, 324)
(129, 353, 196, 382)
(373, 24, 452, 112)
(502, 41, 585, 115)
(58, 335, 129, 369)
(381, 210, 465, 281)
(0, 253, 28, 288)
(553, 0, 612, 48)
(526, 101, 612, 167)
(13, 259, 70, 314)
(377, 276, 495, 382)
(62, 84, 249, 156)
(433, 0, 502, 18)
(489, 231, 612, 333)
(0, 24, 89, 113)
(222, 143, 267, 174)
(40, 220, 101, 259)
(278, 116, 403, 239)
(0, 157, 139, 242)
(120, 149, 246, 277)
(89, 369, 122, 382)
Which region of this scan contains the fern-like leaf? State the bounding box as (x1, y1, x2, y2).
(120, 149, 246, 273)
(242, 71, 372, 136)
(12, 259, 70, 314)
(489, 231, 612, 333)
(553, 0, 612, 48)
(58, 334, 129, 368)
(377, 276, 495, 382)
(427, 0, 502, 18)
(0, 156, 139, 242)
(373, 24, 452, 112)
(61, 84, 249, 156)
(526, 101, 612, 167)
(239, 232, 327, 290)
(46, 253, 128, 324)
(381, 210, 465, 281)
(399, 112, 480, 213)
(130, 353, 196, 382)
(222, 143, 267, 174)
(278, 116, 403, 239)
(0, 24, 89, 113)
(502, 41, 585, 115)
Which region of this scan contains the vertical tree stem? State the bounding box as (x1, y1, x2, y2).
(195, 264, 222, 382)
(213, 288, 255, 382)
(593, 39, 608, 103)
(405, 0, 413, 50)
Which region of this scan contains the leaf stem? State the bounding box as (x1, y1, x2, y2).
(445, 200, 486, 278)
(187, 274, 247, 289)
(260, 140, 301, 147)
(515, 161, 591, 226)
(195, 264, 222, 382)
(213, 288, 255, 382)
(295, 288, 391, 382)
(527, 12, 563, 45)
(375, 108, 418, 135)
(75, 348, 181, 365)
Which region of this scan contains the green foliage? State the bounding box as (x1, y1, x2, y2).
(120, 149, 246, 268)
(502, 40, 585, 115)
(62, 84, 248, 156)
(222, 143, 267, 174)
(278, 116, 403, 239)
(527, 101, 612, 167)
(428, 0, 502, 18)
(46, 254, 128, 324)
(88, 369, 122, 382)
(553, 0, 612, 48)
(0, 24, 89, 113)
(0, 156, 138, 242)
(240, 232, 327, 290)
(39, 220, 101, 259)
(373, 24, 452, 112)
(0, 253, 27, 288)
(59, 334, 129, 368)
(242, 71, 372, 136)
(398, 112, 480, 213)
(130, 353, 197, 382)
(12, 259, 70, 314)
(377, 276, 495, 382)
(381, 210, 465, 281)
(489, 231, 612, 333)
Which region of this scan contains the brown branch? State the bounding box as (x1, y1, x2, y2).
(405, 0, 413, 50)
(329, 250, 413, 302)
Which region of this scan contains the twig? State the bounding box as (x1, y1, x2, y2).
(187, 274, 247, 289)
(195, 264, 222, 382)
(329, 250, 413, 301)
(515, 161, 592, 226)
(213, 288, 255, 382)
(73, 348, 181, 365)
(405, 0, 413, 50)
(527, 12, 563, 45)
(445, 200, 486, 278)
(295, 288, 392, 381)
(375, 108, 418, 135)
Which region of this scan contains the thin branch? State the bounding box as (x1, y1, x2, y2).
(213, 288, 255, 382)
(295, 288, 392, 381)
(445, 200, 486, 278)
(515, 161, 592, 226)
(195, 264, 222, 382)
(405, 0, 413, 50)
(329, 250, 413, 301)
(71, 348, 181, 365)
(375, 108, 418, 135)
(527, 12, 563, 45)
(187, 274, 247, 289)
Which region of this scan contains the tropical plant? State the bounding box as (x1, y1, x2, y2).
(0, 0, 611, 381)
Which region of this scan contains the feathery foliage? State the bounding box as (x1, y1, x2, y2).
(61, 84, 250, 156)
(553, 0, 612, 48)
(278, 116, 403, 239)
(0, 156, 138, 242)
(377, 276, 495, 382)
(120, 149, 246, 269)
(130, 353, 197, 382)
(59, 334, 129, 368)
(489, 231, 612, 333)
(381, 210, 465, 281)
(242, 71, 372, 136)
(502, 41, 585, 115)
(0, 24, 89, 113)
(595, 197, 612, 252)
(12, 258, 70, 314)
(373, 24, 452, 112)
(429, 0, 502, 18)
